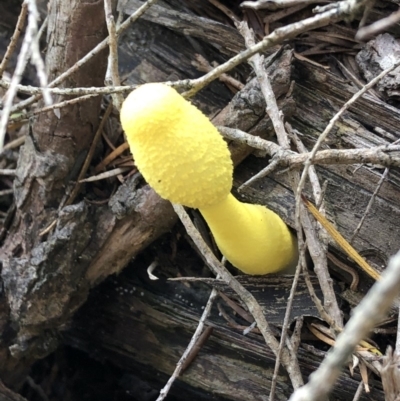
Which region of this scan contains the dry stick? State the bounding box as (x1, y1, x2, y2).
(264, 3, 311, 24)
(299, 207, 341, 328)
(219, 126, 400, 171)
(180, 327, 214, 372)
(289, 250, 400, 401)
(104, 0, 123, 110)
(350, 168, 389, 243)
(192, 54, 245, 91)
(78, 167, 130, 183)
(240, 0, 327, 10)
(7, 0, 159, 115)
(291, 129, 326, 193)
(36, 15, 48, 42)
(155, 279, 219, 401)
(66, 102, 113, 206)
(0, 80, 138, 96)
(291, 130, 342, 329)
(291, 130, 325, 212)
(352, 381, 364, 401)
(237, 22, 304, 400)
(94, 142, 130, 173)
(208, 0, 240, 21)
(1, 136, 25, 152)
(286, 145, 400, 169)
(25, 376, 49, 401)
(356, 7, 400, 41)
(8, 94, 99, 124)
(27, 0, 52, 106)
(0, 189, 14, 197)
(291, 131, 344, 325)
(357, 0, 375, 28)
(172, 204, 304, 389)
(0, 2, 28, 76)
(0, 0, 39, 150)
(184, 0, 367, 97)
(269, 255, 303, 399)
(396, 305, 400, 354)
(239, 20, 340, 399)
(0, 169, 16, 176)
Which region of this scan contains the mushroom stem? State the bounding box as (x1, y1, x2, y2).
(200, 194, 298, 275)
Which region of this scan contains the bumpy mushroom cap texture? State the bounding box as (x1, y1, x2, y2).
(120, 83, 233, 209)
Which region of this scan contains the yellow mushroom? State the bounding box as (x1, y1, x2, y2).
(120, 83, 298, 275)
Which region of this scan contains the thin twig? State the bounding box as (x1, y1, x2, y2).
(241, 0, 327, 10)
(217, 126, 400, 189)
(78, 167, 130, 183)
(0, 169, 16, 176)
(0, 2, 28, 76)
(396, 304, 400, 354)
(350, 168, 389, 243)
(356, 8, 400, 41)
(156, 283, 219, 401)
(291, 130, 343, 329)
(27, 0, 52, 106)
(192, 54, 244, 91)
(104, 0, 123, 109)
(0, 80, 137, 96)
(8, 94, 99, 124)
(66, 102, 113, 205)
(37, 15, 48, 42)
(0, 189, 14, 197)
(290, 130, 325, 208)
(0, 0, 41, 150)
(237, 22, 303, 400)
(1, 135, 26, 152)
(289, 250, 400, 401)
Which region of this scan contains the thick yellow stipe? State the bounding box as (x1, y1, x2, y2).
(120, 83, 298, 275)
(200, 194, 297, 275)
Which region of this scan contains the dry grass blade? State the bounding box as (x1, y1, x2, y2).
(302, 196, 381, 281)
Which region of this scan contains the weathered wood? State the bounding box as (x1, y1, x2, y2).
(120, 0, 245, 55)
(67, 253, 385, 401)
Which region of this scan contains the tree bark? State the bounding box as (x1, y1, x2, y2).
(0, 0, 109, 383)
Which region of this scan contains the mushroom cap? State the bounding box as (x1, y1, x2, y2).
(120, 83, 233, 208)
